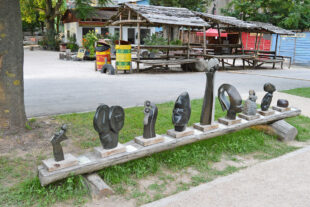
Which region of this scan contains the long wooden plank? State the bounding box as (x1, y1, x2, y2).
(38, 108, 301, 186)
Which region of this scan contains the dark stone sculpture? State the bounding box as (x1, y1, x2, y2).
(172, 92, 191, 132)
(93, 104, 125, 149)
(200, 58, 219, 125)
(218, 84, 243, 120)
(143, 100, 158, 138)
(261, 83, 276, 111)
(277, 99, 289, 108)
(51, 124, 68, 162)
(243, 90, 258, 115)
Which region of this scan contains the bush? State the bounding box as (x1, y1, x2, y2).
(83, 31, 100, 58)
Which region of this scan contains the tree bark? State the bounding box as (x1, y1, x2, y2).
(0, 0, 27, 132)
(46, 18, 56, 50)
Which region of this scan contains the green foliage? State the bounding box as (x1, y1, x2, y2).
(67, 34, 79, 52)
(170, 39, 182, 45)
(144, 33, 168, 46)
(221, 0, 310, 30)
(150, 0, 212, 12)
(83, 31, 100, 57)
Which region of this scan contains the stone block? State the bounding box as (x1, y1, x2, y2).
(193, 122, 219, 132)
(94, 143, 126, 158)
(218, 117, 242, 126)
(272, 106, 291, 112)
(167, 128, 194, 138)
(42, 153, 78, 172)
(134, 135, 164, 147)
(258, 109, 275, 116)
(238, 113, 260, 121)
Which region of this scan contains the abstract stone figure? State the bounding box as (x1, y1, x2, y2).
(243, 90, 258, 115)
(51, 124, 68, 162)
(93, 104, 125, 149)
(277, 99, 289, 108)
(143, 100, 158, 138)
(200, 58, 219, 125)
(261, 83, 276, 111)
(218, 84, 243, 120)
(172, 92, 191, 132)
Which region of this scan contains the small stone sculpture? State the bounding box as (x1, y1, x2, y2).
(51, 124, 68, 162)
(243, 90, 258, 115)
(172, 92, 191, 132)
(261, 83, 276, 111)
(93, 104, 125, 149)
(143, 100, 158, 138)
(200, 58, 219, 125)
(277, 99, 289, 108)
(218, 84, 243, 120)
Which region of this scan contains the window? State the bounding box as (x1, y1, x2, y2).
(82, 28, 94, 36)
(101, 27, 109, 37)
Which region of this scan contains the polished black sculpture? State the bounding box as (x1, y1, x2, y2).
(218, 84, 243, 120)
(261, 83, 276, 111)
(277, 99, 289, 108)
(143, 100, 158, 138)
(51, 124, 68, 162)
(93, 104, 125, 149)
(172, 92, 191, 132)
(200, 58, 219, 125)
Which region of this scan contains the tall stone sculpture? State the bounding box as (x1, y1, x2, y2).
(51, 124, 68, 161)
(218, 84, 243, 125)
(172, 92, 191, 132)
(261, 83, 276, 111)
(194, 59, 220, 132)
(143, 100, 158, 139)
(93, 104, 125, 149)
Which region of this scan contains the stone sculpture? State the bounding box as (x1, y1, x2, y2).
(277, 99, 289, 108)
(218, 84, 243, 120)
(261, 83, 276, 111)
(200, 58, 219, 125)
(93, 104, 125, 149)
(172, 92, 191, 132)
(243, 90, 258, 115)
(51, 124, 68, 162)
(143, 100, 158, 138)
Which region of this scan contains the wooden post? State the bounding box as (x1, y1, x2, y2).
(274, 34, 279, 56)
(181, 26, 184, 43)
(128, 10, 131, 20)
(187, 27, 190, 59)
(293, 35, 297, 63)
(119, 14, 122, 43)
(203, 26, 206, 56)
(254, 32, 258, 51)
(239, 32, 244, 54)
(137, 15, 141, 71)
(167, 26, 170, 59)
(217, 24, 222, 44)
(256, 32, 262, 55)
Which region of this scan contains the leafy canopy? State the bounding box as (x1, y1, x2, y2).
(150, 0, 212, 12)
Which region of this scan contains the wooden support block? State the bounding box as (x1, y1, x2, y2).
(193, 122, 219, 132)
(270, 120, 297, 141)
(135, 135, 164, 146)
(94, 143, 126, 158)
(167, 128, 194, 138)
(258, 109, 275, 116)
(42, 154, 78, 172)
(218, 117, 241, 126)
(238, 113, 260, 121)
(272, 106, 291, 112)
(83, 173, 114, 200)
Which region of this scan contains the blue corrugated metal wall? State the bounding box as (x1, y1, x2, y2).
(271, 32, 310, 65)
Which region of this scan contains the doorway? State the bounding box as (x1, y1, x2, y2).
(128, 28, 135, 44)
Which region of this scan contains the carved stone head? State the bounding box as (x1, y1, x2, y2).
(143, 100, 158, 139)
(172, 92, 191, 132)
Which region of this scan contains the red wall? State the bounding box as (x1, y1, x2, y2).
(242, 32, 271, 51)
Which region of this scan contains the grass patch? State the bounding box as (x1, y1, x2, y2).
(0, 98, 309, 206)
(281, 87, 310, 98)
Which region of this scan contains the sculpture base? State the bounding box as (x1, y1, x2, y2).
(42, 153, 79, 172)
(238, 113, 260, 121)
(135, 135, 164, 147)
(272, 106, 291, 112)
(218, 117, 241, 126)
(94, 143, 126, 158)
(193, 122, 219, 132)
(258, 109, 275, 116)
(167, 128, 194, 138)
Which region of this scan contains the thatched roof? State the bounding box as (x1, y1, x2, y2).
(247, 21, 295, 35)
(196, 12, 294, 35)
(195, 12, 258, 31)
(110, 3, 210, 27)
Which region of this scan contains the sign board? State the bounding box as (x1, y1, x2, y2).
(77, 48, 86, 59)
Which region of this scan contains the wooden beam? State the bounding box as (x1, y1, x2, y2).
(275, 34, 279, 55)
(128, 10, 131, 20)
(137, 15, 141, 71)
(239, 32, 245, 55)
(38, 108, 301, 186)
(83, 173, 114, 200)
(119, 14, 122, 42)
(111, 20, 147, 26)
(187, 27, 190, 59)
(203, 26, 206, 56)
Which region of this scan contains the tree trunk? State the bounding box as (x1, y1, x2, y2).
(46, 18, 56, 50)
(0, 0, 27, 132)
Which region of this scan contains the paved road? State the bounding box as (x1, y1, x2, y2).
(24, 50, 310, 117)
